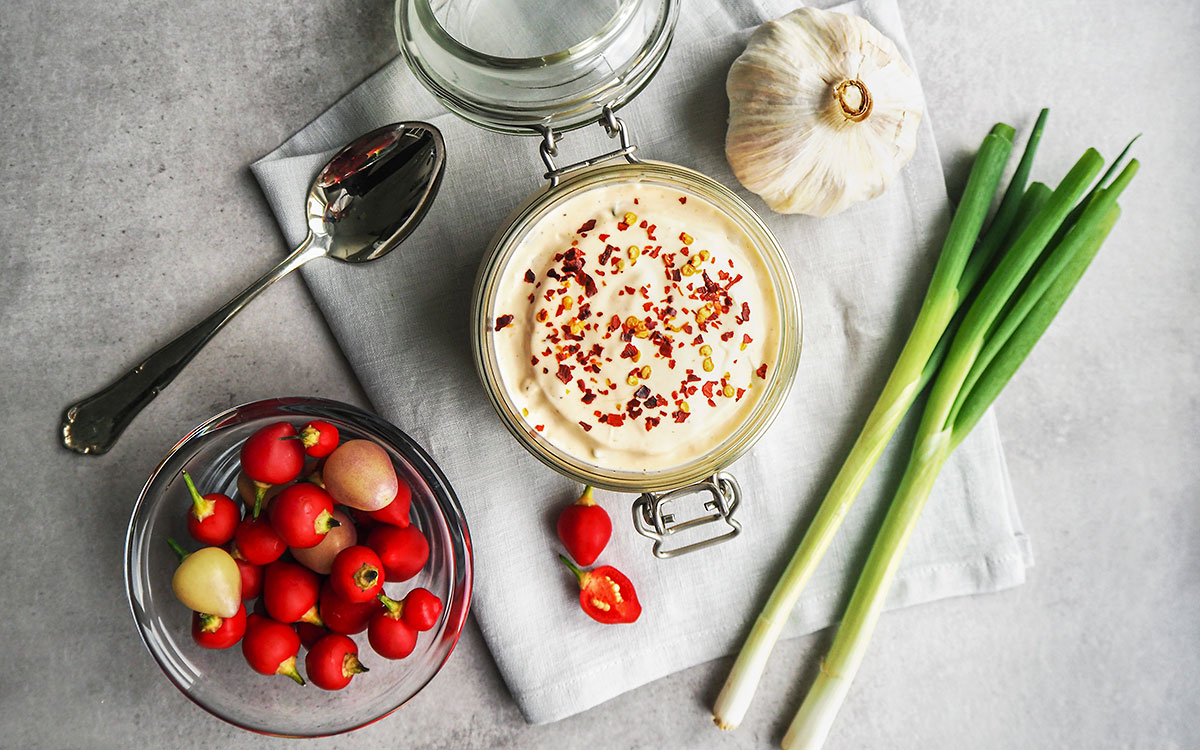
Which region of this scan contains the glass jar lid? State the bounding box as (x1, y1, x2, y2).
(395, 0, 679, 135)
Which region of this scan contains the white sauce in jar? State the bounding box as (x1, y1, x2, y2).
(490, 182, 780, 472)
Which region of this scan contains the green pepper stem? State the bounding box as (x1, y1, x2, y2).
(166, 537, 189, 562)
(277, 655, 306, 686)
(252, 483, 268, 519)
(576, 486, 595, 506)
(377, 592, 404, 619)
(558, 554, 588, 587)
(181, 471, 213, 519)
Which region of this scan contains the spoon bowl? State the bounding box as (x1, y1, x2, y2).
(311, 124, 445, 263)
(61, 122, 446, 455)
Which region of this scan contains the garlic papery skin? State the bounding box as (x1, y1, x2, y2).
(725, 7, 924, 217)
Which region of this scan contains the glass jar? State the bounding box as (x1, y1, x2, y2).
(397, 0, 803, 556)
(396, 0, 678, 134)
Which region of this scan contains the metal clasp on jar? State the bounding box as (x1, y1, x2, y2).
(537, 105, 640, 187)
(632, 473, 741, 558)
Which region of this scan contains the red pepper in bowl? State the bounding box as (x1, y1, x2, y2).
(558, 555, 641, 624)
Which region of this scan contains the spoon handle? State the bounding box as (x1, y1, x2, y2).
(60, 235, 327, 454)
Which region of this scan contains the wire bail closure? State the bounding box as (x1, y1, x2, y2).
(538, 105, 640, 186)
(632, 473, 742, 558)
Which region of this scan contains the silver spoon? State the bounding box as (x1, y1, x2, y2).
(61, 122, 446, 455)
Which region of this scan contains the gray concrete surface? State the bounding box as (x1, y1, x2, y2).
(1, 1, 1196, 748)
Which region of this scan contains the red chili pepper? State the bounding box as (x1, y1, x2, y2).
(556, 486, 611, 566)
(558, 555, 641, 625)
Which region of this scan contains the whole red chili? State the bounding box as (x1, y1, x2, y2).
(305, 633, 368, 691)
(558, 555, 642, 625)
(240, 422, 306, 517)
(191, 603, 247, 650)
(330, 545, 385, 603)
(263, 561, 324, 626)
(556, 486, 611, 566)
(182, 471, 239, 547)
(299, 420, 339, 458)
(242, 614, 305, 685)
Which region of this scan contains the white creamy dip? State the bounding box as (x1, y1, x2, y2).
(490, 181, 780, 472)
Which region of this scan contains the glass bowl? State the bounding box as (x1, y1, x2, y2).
(124, 397, 472, 737)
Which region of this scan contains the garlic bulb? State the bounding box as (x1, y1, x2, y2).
(725, 7, 924, 217)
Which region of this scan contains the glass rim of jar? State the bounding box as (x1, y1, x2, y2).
(471, 160, 803, 492)
(395, 0, 681, 134)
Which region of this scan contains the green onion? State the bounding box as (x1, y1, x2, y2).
(780, 151, 1136, 747)
(712, 123, 1016, 730)
(713, 112, 1138, 746)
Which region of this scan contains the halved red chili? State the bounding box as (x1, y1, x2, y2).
(558, 555, 641, 625)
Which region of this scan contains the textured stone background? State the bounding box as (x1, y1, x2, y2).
(1, 0, 1196, 748)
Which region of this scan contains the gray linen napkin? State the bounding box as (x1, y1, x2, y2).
(251, 0, 1033, 724)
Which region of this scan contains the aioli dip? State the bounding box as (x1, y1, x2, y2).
(491, 181, 780, 472)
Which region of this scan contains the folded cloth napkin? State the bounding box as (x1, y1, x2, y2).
(252, 0, 1033, 724)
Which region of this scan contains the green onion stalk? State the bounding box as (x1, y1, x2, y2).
(712, 110, 1139, 745)
(713, 118, 1031, 730)
(784, 158, 1135, 749)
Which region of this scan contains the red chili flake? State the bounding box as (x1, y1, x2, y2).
(740, 302, 751, 322)
(692, 335, 704, 345)
(535, 425, 545, 432)
(721, 331, 735, 342)
(542, 367, 549, 374)
(530, 356, 539, 366)
(736, 388, 746, 400)
(671, 269, 682, 282)
(556, 364, 573, 384)
(644, 417, 661, 431)
(634, 198, 639, 204)
(607, 414, 625, 427)
(617, 222, 629, 231)
(743, 334, 753, 346)
(686, 386, 698, 396)
(678, 196, 687, 204)
(577, 219, 596, 233)
(582, 392, 596, 404)
(577, 271, 598, 297)
(527, 293, 535, 304)
(639, 220, 648, 229)
(647, 224, 657, 240)
(624, 286, 636, 295)
(672, 410, 690, 424)
(598, 233, 610, 242)
(756, 363, 769, 379)
(668, 359, 676, 369)
(658, 339, 673, 358)
(524, 269, 536, 283)
(686, 372, 701, 383)
(608, 315, 621, 331)
(599, 245, 616, 265)
(620, 343, 639, 359)
(634, 385, 651, 400)
(702, 382, 715, 399)
(494, 314, 514, 331)
(579, 421, 592, 432)
(644, 395, 659, 408)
